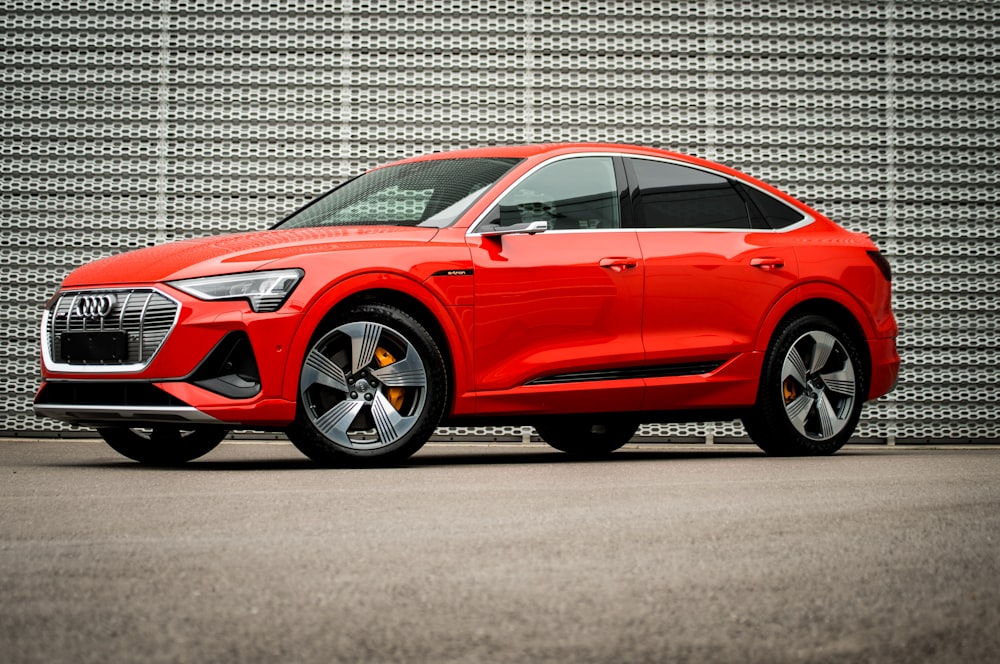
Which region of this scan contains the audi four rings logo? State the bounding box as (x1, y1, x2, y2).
(72, 294, 117, 319)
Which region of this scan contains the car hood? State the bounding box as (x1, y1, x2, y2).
(61, 226, 440, 287)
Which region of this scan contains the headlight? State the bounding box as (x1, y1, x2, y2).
(169, 269, 304, 313)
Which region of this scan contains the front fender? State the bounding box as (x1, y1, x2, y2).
(279, 271, 472, 414)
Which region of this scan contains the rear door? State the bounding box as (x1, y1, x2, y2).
(624, 157, 799, 408)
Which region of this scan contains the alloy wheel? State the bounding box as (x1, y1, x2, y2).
(780, 330, 857, 441)
(300, 321, 428, 450)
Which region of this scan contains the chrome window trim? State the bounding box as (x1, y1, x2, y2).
(40, 287, 182, 374)
(465, 151, 815, 236)
(632, 217, 814, 234)
(625, 154, 815, 232)
(466, 152, 624, 237)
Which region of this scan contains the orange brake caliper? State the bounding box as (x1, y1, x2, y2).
(783, 378, 799, 404)
(374, 347, 405, 411)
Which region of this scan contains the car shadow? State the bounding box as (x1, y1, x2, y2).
(409, 447, 770, 467)
(46, 439, 890, 472)
(62, 444, 794, 471)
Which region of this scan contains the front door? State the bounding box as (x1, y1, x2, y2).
(468, 155, 645, 415)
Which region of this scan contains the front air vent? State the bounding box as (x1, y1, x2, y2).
(34, 381, 187, 407)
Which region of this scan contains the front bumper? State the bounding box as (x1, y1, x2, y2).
(35, 285, 303, 428)
(33, 379, 298, 427)
(33, 400, 220, 426)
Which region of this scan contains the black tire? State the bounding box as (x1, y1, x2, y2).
(286, 303, 447, 466)
(97, 426, 227, 465)
(742, 314, 866, 456)
(534, 417, 639, 458)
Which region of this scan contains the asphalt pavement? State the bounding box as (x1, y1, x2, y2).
(1, 439, 998, 663)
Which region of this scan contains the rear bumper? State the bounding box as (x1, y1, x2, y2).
(867, 336, 900, 400)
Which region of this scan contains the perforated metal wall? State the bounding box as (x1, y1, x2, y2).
(3, 1, 997, 441)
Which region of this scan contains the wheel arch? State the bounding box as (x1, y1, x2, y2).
(757, 288, 873, 388)
(281, 273, 467, 414)
(325, 289, 456, 411)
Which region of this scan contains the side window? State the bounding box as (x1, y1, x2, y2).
(740, 184, 806, 229)
(492, 157, 620, 230)
(630, 159, 751, 229)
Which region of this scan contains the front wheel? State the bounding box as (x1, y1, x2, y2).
(742, 314, 866, 456)
(534, 418, 639, 458)
(286, 304, 447, 466)
(97, 426, 227, 465)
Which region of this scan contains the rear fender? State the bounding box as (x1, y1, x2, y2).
(754, 281, 877, 354)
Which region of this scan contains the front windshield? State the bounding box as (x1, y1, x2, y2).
(276, 157, 522, 229)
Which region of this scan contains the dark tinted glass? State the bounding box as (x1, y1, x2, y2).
(630, 159, 751, 229)
(277, 158, 521, 229)
(742, 185, 806, 228)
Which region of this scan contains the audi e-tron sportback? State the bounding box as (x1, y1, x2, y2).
(34, 144, 899, 465)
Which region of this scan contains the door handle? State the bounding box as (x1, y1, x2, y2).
(750, 256, 785, 270)
(599, 257, 639, 273)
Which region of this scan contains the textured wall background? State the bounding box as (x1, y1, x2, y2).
(2, 0, 997, 441)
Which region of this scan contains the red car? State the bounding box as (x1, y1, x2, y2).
(34, 144, 899, 465)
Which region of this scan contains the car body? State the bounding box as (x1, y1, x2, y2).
(34, 143, 899, 464)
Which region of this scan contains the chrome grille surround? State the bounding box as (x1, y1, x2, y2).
(42, 288, 181, 373)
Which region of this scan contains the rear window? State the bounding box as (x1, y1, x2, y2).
(277, 158, 521, 229)
(740, 185, 806, 229)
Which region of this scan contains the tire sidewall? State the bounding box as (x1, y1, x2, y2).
(288, 303, 447, 464)
(749, 314, 867, 455)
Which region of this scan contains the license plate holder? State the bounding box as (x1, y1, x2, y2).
(60, 331, 128, 363)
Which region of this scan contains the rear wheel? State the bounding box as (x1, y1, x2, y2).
(743, 314, 865, 456)
(286, 304, 447, 466)
(535, 418, 639, 458)
(97, 426, 227, 465)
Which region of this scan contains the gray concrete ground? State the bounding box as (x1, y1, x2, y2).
(1, 439, 999, 663)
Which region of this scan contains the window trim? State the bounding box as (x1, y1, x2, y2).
(465, 152, 816, 237)
(621, 155, 814, 233)
(466, 152, 632, 236)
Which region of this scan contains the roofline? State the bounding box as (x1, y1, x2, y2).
(363, 143, 819, 220)
(371, 143, 703, 168)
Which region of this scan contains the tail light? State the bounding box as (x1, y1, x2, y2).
(867, 250, 892, 282)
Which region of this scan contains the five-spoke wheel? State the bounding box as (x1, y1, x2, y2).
(743, 314, 865, 455)
(779, 329, 857, 442)
(286, 304, 446, 465)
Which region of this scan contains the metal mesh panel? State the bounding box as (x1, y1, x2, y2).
(2, 0, 998, 441)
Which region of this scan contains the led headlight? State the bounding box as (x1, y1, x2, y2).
(169, 269, 304, 313)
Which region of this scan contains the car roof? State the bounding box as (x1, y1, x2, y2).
(366, 144, 816, 220)
(378, 143, 704, 167)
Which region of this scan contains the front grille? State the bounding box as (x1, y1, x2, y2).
(44, 288, 180, 370)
